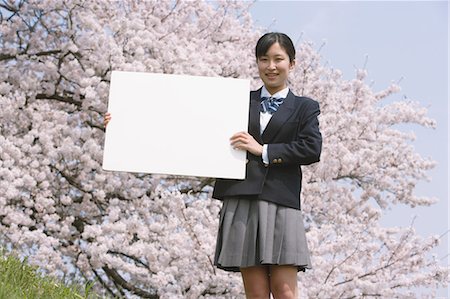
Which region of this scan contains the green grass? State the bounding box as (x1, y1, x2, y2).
(0, 250, 96, 299)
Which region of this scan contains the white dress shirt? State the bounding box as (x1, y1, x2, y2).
(260, 86, 290, 164)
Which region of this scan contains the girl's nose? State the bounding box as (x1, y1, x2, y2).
(268, 60, 276, 69)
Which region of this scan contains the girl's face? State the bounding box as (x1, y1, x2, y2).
(257, 42, 295, 95)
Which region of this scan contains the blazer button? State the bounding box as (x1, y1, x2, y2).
(277, 158, 282, 163)
(272, 159, 278, 164)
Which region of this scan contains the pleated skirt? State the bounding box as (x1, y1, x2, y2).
(214, 197, 312, 272)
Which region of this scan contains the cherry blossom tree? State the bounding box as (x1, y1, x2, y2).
(0, 0, 448, 298)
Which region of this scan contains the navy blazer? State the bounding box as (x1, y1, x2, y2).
(212, 88, 322, 209)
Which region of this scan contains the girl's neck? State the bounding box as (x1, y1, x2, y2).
(265, 85, 287, 95)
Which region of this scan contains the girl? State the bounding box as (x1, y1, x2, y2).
(213, 32, 322, 299)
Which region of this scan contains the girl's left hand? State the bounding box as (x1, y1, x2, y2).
(104, 112, 112, 128)
(230, 132, 263, 157)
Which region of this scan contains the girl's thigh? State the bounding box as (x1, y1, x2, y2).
(240, 266, 271, 298)
(269, 265, 298, 299)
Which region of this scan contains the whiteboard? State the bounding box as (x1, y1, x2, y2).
(102, 71, 250, 179)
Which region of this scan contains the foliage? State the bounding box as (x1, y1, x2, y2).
(0, 249, 95, 299)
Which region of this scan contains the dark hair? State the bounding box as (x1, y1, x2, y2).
(255, 32, 296, 62)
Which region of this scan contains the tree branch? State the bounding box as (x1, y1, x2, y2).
(90, 263, 117, 297)
(35, 93, 82, 107)
(107, 250, 153, 272)
(179, 177, 214, 194)
(50, 165, 87, 193)
(103, 266, 159, 299)
(0, 49, 62, 61)
(86, 120, 105, 132)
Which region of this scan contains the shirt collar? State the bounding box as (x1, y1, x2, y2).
(261, 86, 289, 99)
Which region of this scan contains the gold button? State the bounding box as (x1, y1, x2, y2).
(278, 158, 282, 163)
(272, 159, 278, 164)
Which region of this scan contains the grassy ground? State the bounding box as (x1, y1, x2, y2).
(0, 250, 96, 299)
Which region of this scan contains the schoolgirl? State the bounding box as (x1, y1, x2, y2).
(213, 32, 322, 299)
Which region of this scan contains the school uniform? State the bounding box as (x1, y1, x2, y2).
(213, 86, 322, 272)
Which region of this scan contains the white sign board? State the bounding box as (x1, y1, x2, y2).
(102, 71, 250, 179)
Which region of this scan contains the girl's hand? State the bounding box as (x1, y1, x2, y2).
(230, 131, 263, 156)
(104, 112, 111, 128)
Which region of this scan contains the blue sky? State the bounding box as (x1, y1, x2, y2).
(249, 1, 448, 296)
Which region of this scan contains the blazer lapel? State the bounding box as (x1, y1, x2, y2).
(261, 90, 296, 143)
(249, 88, 263, 144)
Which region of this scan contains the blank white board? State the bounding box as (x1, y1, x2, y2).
(102, 71, 250, 179)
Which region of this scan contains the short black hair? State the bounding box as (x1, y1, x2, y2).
(255, 32, 296, 62)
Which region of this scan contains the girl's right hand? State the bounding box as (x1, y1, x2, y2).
(230, 131, 263, 157)
(104, 112, 111, 128)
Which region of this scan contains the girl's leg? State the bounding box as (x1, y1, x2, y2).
(269, 265, 298, 299)
(240, 266, 271, 299)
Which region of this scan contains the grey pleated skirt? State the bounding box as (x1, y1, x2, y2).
(214, 197, 312, 272)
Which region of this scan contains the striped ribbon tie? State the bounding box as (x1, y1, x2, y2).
(260, 97, 284, 114)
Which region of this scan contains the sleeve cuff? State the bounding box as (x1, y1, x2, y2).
(262, 144, 269, 165)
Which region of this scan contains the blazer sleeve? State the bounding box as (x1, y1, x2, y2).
(267, 99, 322, 166)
